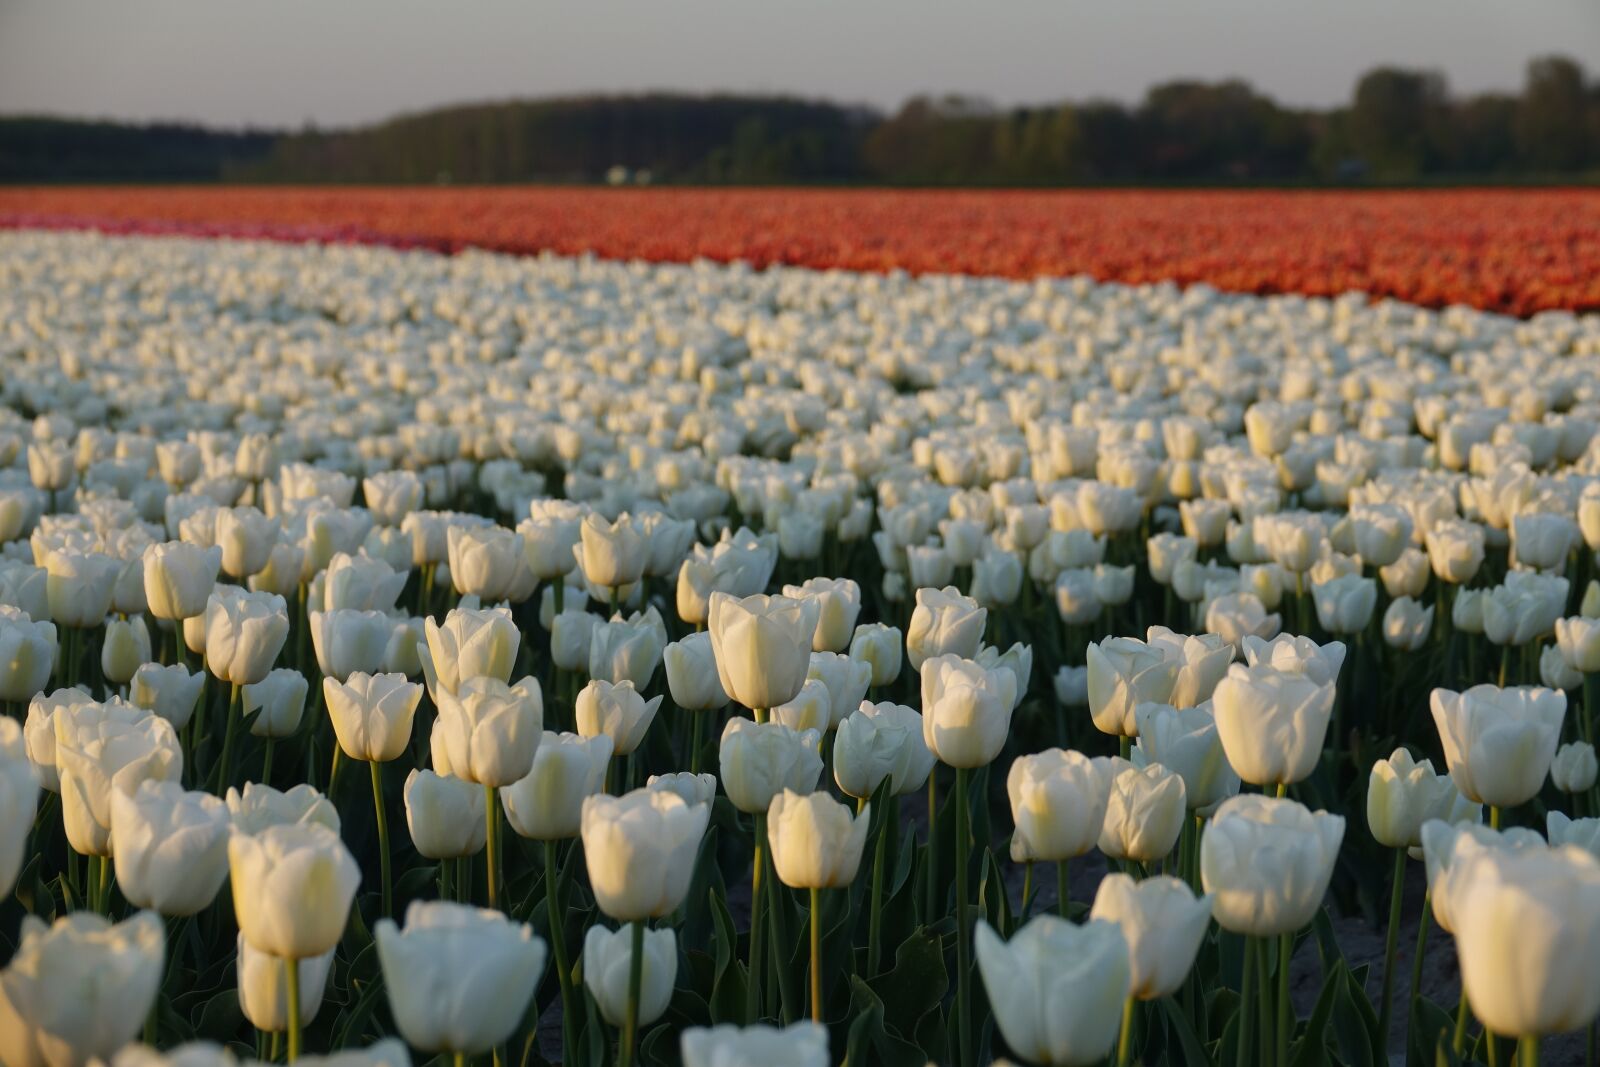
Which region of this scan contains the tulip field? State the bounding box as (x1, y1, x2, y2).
(3, 186, 1600, 316)
(3, 224, 1600, 1067)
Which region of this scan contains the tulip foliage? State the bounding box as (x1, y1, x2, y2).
(2, 229, 1600, 1067)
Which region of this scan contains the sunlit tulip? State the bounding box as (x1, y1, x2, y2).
(1541, 644, 1583, 691)
(446, 524, 524, 602)
(1007, 748, 1112, 863)
(768, 678, 830, 733)
(708, 591, 819, 712)
(680, 1022, 829, 1067)
(1203, 591, 1281, 648)
(0, 720, 39, 897)
(1311, 573, 1377, 634)
(0, 610, 55, 704)
(1144, 626, 1232, 708)
(782, 576, 862, 652)
(646, 771, 717, 807)
(203, 587, 289, 685)
(404, 768, 487, 859)
(237, 936, 335, 1034)
(1381, 596, 1433, 651)
(662, 632, 728, 711)
(905, 585, 986, 671)
(419, 608, 519, 698)
(834, 701, 934, 799)
(768, 788, 869, 889)
(226, 782, 341, 835)
(229, 822, 360, 959)
(56, 709, 184, 856)
(588, 611, 664, 688)
(520, 499, 587, 580)
(581, 787, 710, 921)
(971, 549, 1023, 607)
(1086, 637, 1180, 738)
(0, 911, 164, 1067)
(45, 550, 120, 628)
(1548, 811, 1600, 855)
(1201, 795, 1344, 936)
(364, 470, 423, 526)
(1099, 762, 1187, 862)
(974, 915, 1130, 1067)
(584, 924, 677, 1027)
(920, 653, 1017, 768)
(433, 676, 543, 786)
(501, 731, 613, 840)
(977, 641, 1033, 711)
(1430, 685, 1565, 808)
(109, 780, 230, 915)
(718, 718, 822, 814)
(1556, 615, 1600, 674)
(1348, 503, 1413, 567)
(1379, 548, 1430, 599)
(1211, 663, 1335, 787)
(1449, 844, 1600, 1037)
(848, 622, 902, 688)
(575, 678, 661, 757)
(129, 662, 204, 730)
(575, 511, 647, 590)
(1133, 701, 1240, 813)
(1090, 874, 1213, 1000)
(1239, 632, 1347, 685)
(376, 901, 546, 1054)
(307, 609, 390, 683)
(240, 668, 307, 740)
(215, 506, 280, 579)
(324, 672, 422, 762)
(1366, 748, 1457, 850)
(1425, 520, 1485, 585)
(1551, 740, 1598, 794)
(1421, 820, 1545, 935)
(1510, 511, 1578, 571)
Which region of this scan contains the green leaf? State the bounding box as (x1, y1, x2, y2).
(867, 926, 948, 1036)
(706, 887, 746, 1024)
(1160, 995, 1214, 1067)
(192, 989, 242, 1042)
(1289, 958, 1346, 1067)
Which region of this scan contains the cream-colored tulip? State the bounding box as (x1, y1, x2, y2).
(920, 653, 1017, 768)
(580, 787, 710, 921)
(1211, 663, 1335, 787)
(433, 676, 543, 787)
(1090, 874, 1213, 1000)
(237, 935, 335, 1034)
(1201, 795, 1344, 937)
(229, 822, 360, 959)
(1087, 637, 1180, 737)
(500, 731, 613, 841)
(1098, 762, 1187, 862)
(575, 678, 661, 757)
(1132, 702, 1240, 813)
(584, 924, 677, 1027)
(324, 672, 422, 762)
(1366, 748, 1458, 850)
(404, 768, 487, 859)
(708, 591, 819, 712)
(109, 780, 230, 916)
(1430, 685, 1565, 808)
(1007, 748, 1112, 863)
(718, 718, 822, 814)
(767, 788, 870, 889)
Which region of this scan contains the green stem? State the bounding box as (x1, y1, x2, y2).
(262, 738, 276, 784)
(1519, 1035, 1539, 1067)
(954, 766, 972, 1067)
(98, 852, 110, 914)
(544, 840, 574, 1059)
(1499, 642, 1511, 687)
(1490, 805, 1501, 831)
(1453, 982, 1472, 1055)
(1116, 995, 1136, 1067)
(809, 886, 823, 1023)
(747, 812, 766, 1023)
(285, 956, 302, 1062)
(1277, 931, 1291, 1067)
(214, 682, 241, 794)
(925, 771, 939, 922)
(1019, 861, 1033, 922)
(452, 1055, 464, 1067)
(1257, 937, 1274, 1067)
(1237, 936, 1256, 1067)
(866, 804, 888, 975)
(619, 920, 644, 1067)
(1377, 848, 1405, 1049)
(1409, 892, 1432, 1048)
(370, 761, 392, 919)
(484, 784, 499, 910)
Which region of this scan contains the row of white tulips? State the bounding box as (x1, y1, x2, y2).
(0, 230, 1598, 1067)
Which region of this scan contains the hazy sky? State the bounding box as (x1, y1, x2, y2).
(2, 0, 1596, 129)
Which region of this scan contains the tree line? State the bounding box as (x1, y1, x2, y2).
(2, 57, 1595, 185)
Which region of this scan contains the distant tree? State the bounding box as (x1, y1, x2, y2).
(1346, 67, 1450, 179)
(1515, 55, 1589, 172)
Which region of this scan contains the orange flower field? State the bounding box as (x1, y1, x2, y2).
(1, 185, 1597, 315)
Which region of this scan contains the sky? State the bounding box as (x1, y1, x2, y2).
(1, 0, 1597, 129)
